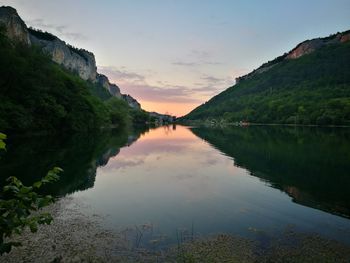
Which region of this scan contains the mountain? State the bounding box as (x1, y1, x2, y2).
(183, 30, 350, 126)
(0, 6, 148, 133)
(0, 6, 140, 109)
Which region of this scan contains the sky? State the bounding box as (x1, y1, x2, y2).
(1, 0, 349, 116)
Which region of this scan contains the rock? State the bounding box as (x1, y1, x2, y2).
(122, 94, 141, 109)
(96, 74, 122, 98)
(287, 39, 325, 59)
(0, 6, 30, 45)
(30, 34, 97, 81)
(287, 31, 350, 59)
(340, 32, 350, 43)
(109, 84, 122, 98)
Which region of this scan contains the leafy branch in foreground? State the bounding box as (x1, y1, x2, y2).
(0, 133, 62, 254)
(0, 133, 6, 150)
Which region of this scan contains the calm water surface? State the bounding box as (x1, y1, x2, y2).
(1, 125, 350, 246)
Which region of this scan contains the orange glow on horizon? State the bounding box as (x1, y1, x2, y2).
(140, 101, 201, 117)
(139, 125, 196, 141)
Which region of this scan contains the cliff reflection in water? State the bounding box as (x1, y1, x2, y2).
(190, 126, 350, 218)
(0, 126, 149, 196)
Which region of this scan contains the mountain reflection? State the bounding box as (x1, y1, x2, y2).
(0, 126, 149, 196)
(190, 126, 350, 218)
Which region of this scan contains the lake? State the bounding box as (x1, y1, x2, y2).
(1, 125, 350, 248)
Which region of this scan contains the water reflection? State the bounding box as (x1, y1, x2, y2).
(1, 125, 350, 245)
(0, 126, 150, 196)
(190, 126, 350, 218)
(68, 125, 350, 245)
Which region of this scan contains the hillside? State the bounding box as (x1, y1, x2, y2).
(0, 6, 149, 133)
(183, 30, 350, 126)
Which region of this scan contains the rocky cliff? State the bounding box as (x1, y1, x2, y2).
(96, 74, 122, 98)
(287, 31, 350, 59)
(236, 30, 350, 84)
(122, 94, 141, 109)
(29, 30, 97, 81)
(0, 6, 140, 109)
(0, 6, 30, 45)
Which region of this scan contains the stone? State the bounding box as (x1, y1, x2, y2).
(122, 94, 141, 109)
(0, 6, 30, 45)
(30, 34, 97, 81)
(96, 74, 122, 98)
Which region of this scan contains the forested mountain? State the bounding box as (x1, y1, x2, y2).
(0, 6, 149, 133)
(183, 30, 350, 126)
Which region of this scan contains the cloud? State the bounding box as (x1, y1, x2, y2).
(98, 66, 238, 106)
(104, 158, 145, 170)
(172, 61, 222, 67)
(98, 66, 145, 83)
(171, 61, 222, 67)
(190, 50, 211, 59)
(172, 49, 222, 67)
(172, 62, 199, 67)
(201, 75, 226, 83)
(118, 83, 202, 104)
(99, 66, 202, 104)
(27, 18, 87, 40)
(194, 74, 233, 93)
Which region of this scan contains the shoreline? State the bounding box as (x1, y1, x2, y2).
(178, 121, 350, 128)
(1, 197, 350, 262)
(1, 197, 136, 262)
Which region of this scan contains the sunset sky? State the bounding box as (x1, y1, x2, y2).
(2, 0, 349, 116)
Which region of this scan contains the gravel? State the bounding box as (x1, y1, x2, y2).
(0, 197, 140, 262)
(1, 197, 350, 262)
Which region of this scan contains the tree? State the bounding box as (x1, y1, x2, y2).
(0, 133, 62, 254)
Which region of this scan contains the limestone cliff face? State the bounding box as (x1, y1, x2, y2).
(30, 34, 97, 81)
(235, 30, 350, 84)
(340, 33, 350, 43)
(0, 6, 142, 109)
(122, 94, 141, 109)
(286, 31, 350, 59)
(96, 74, 122, 98)
(0, 6, 30, 45)
(286, 39, 324, 59)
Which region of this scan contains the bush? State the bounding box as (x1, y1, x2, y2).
(0, 134, 62, 254)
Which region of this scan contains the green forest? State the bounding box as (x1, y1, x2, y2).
(183, 39, 350, 126)
(0, 26, 149, 134)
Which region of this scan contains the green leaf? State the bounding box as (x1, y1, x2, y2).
(0, 133, 6, 140)
(33, 181, 42, 189)
(3, 185, 19, 193)
(19, 186, 33, 194)
(0, 133, 6, 151)
(6, 177, 23, 187)
(0, 141, 5, 150)
(0, 165, 61, 253)
(29, 222, 38, 233)
(37, 197, 52, 208)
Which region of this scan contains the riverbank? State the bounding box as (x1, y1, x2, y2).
(178, 120, 350, 129)
(1, 197, 350, 262)
(1, 197, 139, 262)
